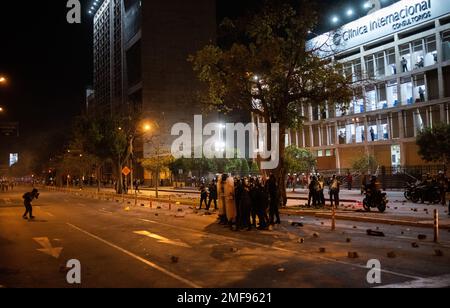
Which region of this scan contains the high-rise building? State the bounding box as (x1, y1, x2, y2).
(291, 0, 450, 172)
(91, 0, 217, 182)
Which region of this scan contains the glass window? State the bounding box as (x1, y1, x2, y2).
(353, 59, 362, 82)
(325, 149, 332, 157)
(376, 84, 387, 110)
(338, 127, 346, 144)
(400, 77, 413, 106)
(414, 75, 426, 103)
(386, 80, 398, 108)
(425, 36, 437, 66)
(365, 55, 375, 78)
(366, 85, 377, 112)
(400, 44, 411, 73)
(356, 124, 365, 143)
(346, 123, 355, 144)
(442, 30, 450, 61)
(386, 48, 397, 76)
(317, 150, 323, 157)
(376, 52, 385, 77)
(412, 39, 425, 70)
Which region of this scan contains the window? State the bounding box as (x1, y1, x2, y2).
(377, 84, 388, 110)
(376, 52, 385, 77)
(425, 36, 437, 66)
(400, 44, 411, 73)
(386, 48, 397, 76)
(325, 149, 332, 157)
(353, 59, 362, 81)
(317, 150, 324, 157)
(366, 85, 377, 111)
(442, 30, 450, 61)
(414, 75, 426, 103)
(412, 39, 425, 70)
(365, 55, 375, 78)
(386, 80, 398, 108)
(400, 77, 413, 105)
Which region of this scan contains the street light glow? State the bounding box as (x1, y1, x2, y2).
(143, 123, 152, 132)
(331, 16, 339, 24)
(347, 9, 354, 16)
(0, 76, 6, 83)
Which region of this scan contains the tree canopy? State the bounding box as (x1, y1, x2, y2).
(416, 123, 450, 165)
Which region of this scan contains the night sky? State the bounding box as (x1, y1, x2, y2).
(0, 0, 399, 152)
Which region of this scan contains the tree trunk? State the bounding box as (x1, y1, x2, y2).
(116, 160, 124, 194)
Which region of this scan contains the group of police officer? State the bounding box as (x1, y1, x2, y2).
(200, 174, 281, 231)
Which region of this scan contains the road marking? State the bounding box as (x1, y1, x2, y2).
(66, 223, 201, 288)
(376, 274, 450, 288)
(45, 212, 55, 217)
(99, 209, 113, 214)
(33, 237, 63, 259)
(138, 219, 423, 280)
(78, 203, 86, 207)
(134, 231, 191, 248)
(3, 198, 12, 204)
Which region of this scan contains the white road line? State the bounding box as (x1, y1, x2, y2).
(376, 274, 450, 288)
(99, 209, 113, 214)
(138, 219, 423, 280)
(78, 203, 86, 207)
(66, 223, 201, 288)
(3, 198, 12, 204)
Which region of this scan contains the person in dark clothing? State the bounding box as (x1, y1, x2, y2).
(249, 178, 258, 228)
(346, 172, 353, 190)
(234, 178, 244, 228)
(239, 179, 253, 230)
(329, 175, 341, 208)
(198, 184, 208, 209)
(268, 174, 281, 225)
(252, 179, 268, 230)
(207, 180, 218, 210)
(23, 189, 39, 220)
(307, 176, 316, 207)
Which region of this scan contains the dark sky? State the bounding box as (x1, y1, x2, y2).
(0, 0, 399, 146)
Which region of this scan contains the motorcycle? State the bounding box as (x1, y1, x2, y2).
(404, 182, 417, 201)
(363, 187, 388, 213)
(409, 185, 441, 204)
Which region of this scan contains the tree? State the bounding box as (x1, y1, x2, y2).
(416, 123, 450, 167)
(189, 0, 355, 204)
(284, 145, 316, 174)
(352, 155, 378, 175)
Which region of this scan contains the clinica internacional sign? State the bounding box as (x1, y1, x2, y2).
(309, 0, 450, 54)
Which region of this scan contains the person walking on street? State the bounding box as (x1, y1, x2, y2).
(268, 174, 281, 225)
(199, 183, 208, 210)
(307, 176, 316, 207)
(23, 188, 39, 220)
(207, 180, 218, 210)
(329, 175, 340, 208)
(346, 172, 353, 191)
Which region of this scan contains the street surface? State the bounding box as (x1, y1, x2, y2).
(0, 187, 449, 288)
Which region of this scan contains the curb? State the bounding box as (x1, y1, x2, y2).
(281, 209, 450, 230)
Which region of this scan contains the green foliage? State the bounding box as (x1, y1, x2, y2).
(416, 123, 450, 164)
(352, 155, 378, 174)
(284, 145, 317, 173)
(189, 0, 354, 134)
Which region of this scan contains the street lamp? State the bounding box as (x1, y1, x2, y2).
(0, 76, 6, 84)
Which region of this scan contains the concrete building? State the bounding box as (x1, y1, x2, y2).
(291, 0, 450, 172)
(91, 0, 217, 182)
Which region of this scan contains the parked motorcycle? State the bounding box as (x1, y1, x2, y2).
(409, 185, 441, 204)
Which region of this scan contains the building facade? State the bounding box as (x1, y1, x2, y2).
(91, 0, 217, 182)
(291, 0, 450, 172)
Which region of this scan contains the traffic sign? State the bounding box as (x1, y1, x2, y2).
(122, 167, 131, 176)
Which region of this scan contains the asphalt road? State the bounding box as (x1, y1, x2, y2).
(1, 187, 450, 288)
